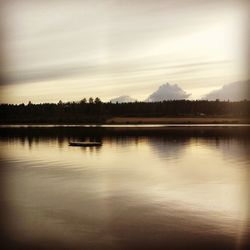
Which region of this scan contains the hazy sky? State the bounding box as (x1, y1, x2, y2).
(0, 0, 248, 103)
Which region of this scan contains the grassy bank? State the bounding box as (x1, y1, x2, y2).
(106, 117, 250, 124)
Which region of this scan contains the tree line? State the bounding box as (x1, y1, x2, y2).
(0, 98, 249, 124)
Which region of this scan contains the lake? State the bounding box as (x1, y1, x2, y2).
(0, 126, 249, 249)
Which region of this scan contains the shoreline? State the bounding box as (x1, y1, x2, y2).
(0, 117, 249, 125)
(1, 124, 250, 128)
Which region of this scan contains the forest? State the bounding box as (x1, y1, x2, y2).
(0, 98, 249, 124)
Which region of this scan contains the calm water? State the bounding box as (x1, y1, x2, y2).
(0, 129, 249, 249)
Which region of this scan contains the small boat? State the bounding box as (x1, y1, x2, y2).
(69, 141, 102, 147)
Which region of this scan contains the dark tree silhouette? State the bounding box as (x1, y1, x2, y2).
(0, 99, 248, 124)
(89, 97, 94, 104)
(80, 98, 87, 104)
(94, 97, 101, 104)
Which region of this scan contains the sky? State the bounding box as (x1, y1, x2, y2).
(0, 0, 249, 103)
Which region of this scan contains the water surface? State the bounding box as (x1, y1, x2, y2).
(0, 129, 249, 249)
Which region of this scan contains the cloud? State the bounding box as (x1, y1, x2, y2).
(110, 95, 137, 103)
(202, 80, 249, 101)
(145, 83, 190, 102)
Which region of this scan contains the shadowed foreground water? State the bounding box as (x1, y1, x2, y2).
(0, 129, 249, 249)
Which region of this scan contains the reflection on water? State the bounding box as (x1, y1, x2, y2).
(0, 132, 249, 249)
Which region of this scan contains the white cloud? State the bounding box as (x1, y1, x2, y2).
(110, 95, 137, 103)
(145, 83, 190, 102)
(202, 80, 249, 101)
